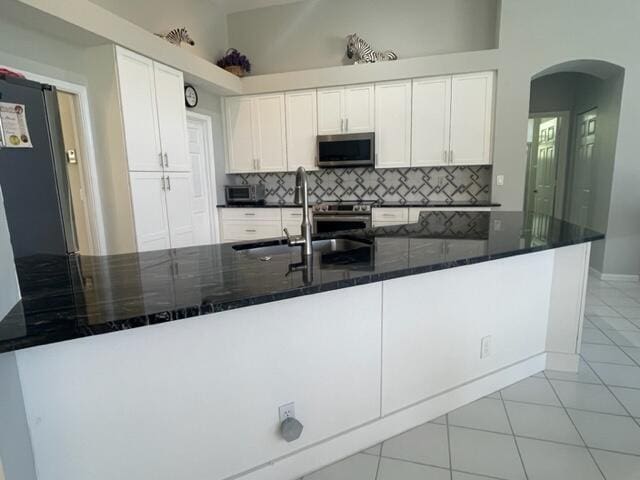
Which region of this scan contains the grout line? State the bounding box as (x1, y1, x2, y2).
(498, 389, 529, 480)
(445, 413, 453, 480)
(543, 371, 607, 479)
(373, 449, 382, 480)
(590, 330, 640, 369)
(579, 356, 640, 430)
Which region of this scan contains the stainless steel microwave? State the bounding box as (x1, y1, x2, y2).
(224, 184, 266, 205)
(317, 132, 375, 168)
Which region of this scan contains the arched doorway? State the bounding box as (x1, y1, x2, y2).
(524, 61, 625, 268)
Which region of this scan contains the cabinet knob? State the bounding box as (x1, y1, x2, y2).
(280, 417, 304, 442)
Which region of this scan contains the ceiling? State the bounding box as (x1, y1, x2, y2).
(210, 0, 307, 14)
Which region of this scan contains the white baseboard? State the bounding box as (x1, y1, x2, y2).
(238, 354, 546, 480)
(546, 351, 579, 372)
(590, 267, 639, 282)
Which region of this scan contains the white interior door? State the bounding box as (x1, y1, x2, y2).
(129, 171, 170, 252)
(344, 84, 374, 133)
(225, 97, 256, 173)
(533, 118, 559, 216)
(569, 109, 597, 227)
(317, 88, 344, 135)
(254, 94, 287, 172)
(449, 72, 494, 165)
(116, 47, 163, 172)
(375, 80, 412, 168)
(411, 76, 451, 167)
(165, 172, 195, 248)
(154, 62, 190, 172)
(186, 117, 213, 245)
(285, 90, 318, 171)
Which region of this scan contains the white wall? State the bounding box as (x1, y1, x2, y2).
(0, 353, 37, 480)
(227, 0, 499, 74)
(89, 0, 228, 63)
(493, 0, 640, 276)
(0, 188, 20, 320)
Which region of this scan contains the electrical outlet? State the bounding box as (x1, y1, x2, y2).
(279, 402, 296, 423)
(480, 335, 492, 359)
(496, 175, 504, 186)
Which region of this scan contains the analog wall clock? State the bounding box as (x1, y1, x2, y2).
(184, 84, 198, 108)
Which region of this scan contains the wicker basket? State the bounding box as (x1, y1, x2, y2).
(225, 65, 246, 77)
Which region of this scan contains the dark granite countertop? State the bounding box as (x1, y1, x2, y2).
(0, 212, 602, 353)
(217, 201, 501, 208)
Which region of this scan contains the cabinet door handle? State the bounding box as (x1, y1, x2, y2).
(442, 150, 447, 164)
(159, 153, 164, 167)
(450, 150, 454, 164)
(161, 176, 166, 190)
(245, 229, 257, 233)
(340, 118, 344, 132)
(244, 212, 256, 216)
(164, 152, 169, 167)
(345, 118, 349, 132)
(166, 175, 171, 191)
(382, 213, 395, 217)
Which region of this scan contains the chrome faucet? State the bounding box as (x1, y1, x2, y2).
(284, 167, 313, 256)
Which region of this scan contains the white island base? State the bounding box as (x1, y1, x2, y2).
(1, 243, 590, 480)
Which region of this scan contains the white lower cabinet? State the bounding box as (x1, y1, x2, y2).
(372, 208, 409, 227)
(219, 208, 283, 242)
(219, 208, 314, 242)
(129, 172, 195, 252)
(164, 173, 195, 248)
(129, 172, 171, 252)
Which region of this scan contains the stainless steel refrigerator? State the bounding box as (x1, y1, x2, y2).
(0, 74, 78, 258)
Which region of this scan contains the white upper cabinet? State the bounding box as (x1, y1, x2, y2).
(116, 48, 163, 172)
(375, 80, 412, 169)
(285, 90, 318, 171)
(254, 94, 287, 172)
(153, 63, 190, 172)
(317, 84, 374, 135)
(344, 84, 375, 133)
(225, 94, 287, 173)
(449, 71, 494, 165)
(411, 76, 451, 167)
(225, 96, 256, 173)
(316, 88, 344, 135)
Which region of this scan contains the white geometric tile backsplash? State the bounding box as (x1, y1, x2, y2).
(230, 166, 492, 204)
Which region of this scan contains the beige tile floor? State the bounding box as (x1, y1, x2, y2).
(303, 274, 640, 480)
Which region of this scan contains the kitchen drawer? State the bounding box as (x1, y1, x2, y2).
(372, 208, 409, 224)
(220, 208, 282, 222)
(281, 208, 313, 222)
(409, 207, 491, 223)
(221, 221, 283, 242)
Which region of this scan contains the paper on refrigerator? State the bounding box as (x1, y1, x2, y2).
(0, 102, 33, 148)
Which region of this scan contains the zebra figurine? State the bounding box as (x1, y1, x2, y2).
(155, 27, 195, 47)
(346, 33, 398, 64)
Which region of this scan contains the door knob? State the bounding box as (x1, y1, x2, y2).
(280, 416, 304, 442)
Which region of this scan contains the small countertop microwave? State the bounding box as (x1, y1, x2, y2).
(317, 132, 375, 168)
(224, 184, 266, 205)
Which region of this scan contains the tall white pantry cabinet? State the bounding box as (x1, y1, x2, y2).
(115, 46, 196, 252)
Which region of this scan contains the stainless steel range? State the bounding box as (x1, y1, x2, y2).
(312, 201, 374, 234)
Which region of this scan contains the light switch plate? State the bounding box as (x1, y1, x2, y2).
(496, 175, 504, 186)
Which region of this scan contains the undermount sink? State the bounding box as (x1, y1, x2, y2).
(233, 238, 372, 257)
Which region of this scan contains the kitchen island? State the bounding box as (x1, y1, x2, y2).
(0, 211, 602, 480)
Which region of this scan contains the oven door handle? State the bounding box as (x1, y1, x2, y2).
(314, 215, 371, 222)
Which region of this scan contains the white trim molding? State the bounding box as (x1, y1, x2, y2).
(590, 267, 640, 282)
